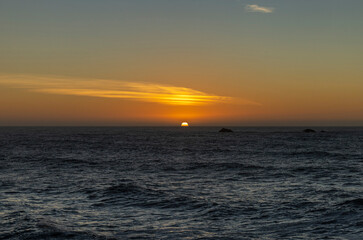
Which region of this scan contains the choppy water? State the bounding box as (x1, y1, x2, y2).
(0, 127, 362, 239)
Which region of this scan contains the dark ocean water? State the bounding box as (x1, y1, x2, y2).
(0, 127, 362, 239)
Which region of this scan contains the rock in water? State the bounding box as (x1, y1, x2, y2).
(219, 128, 233, 133)
(303, 129, 316, 133)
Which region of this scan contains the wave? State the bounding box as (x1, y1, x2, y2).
(339, 198, 363, 207)
(105, 182, 142, 194)
(288, 150, 360, 159)
(88, 182, 227, 214)
(36, 217, 120, 240)
(182, 162, 265, 171)
(87, 181, 263, 222)
(291, 166, 326, 173)
(89, 181, 166, 207)
(1, 216, 120, 240)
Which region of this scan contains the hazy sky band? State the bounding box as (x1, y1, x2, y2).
(0, 0, 362, 125)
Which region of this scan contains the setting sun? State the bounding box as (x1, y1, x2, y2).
(181, 122, 189, 127)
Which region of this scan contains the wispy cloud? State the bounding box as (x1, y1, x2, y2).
(245, 4, 274, 13)
(0, 75, 259, 106)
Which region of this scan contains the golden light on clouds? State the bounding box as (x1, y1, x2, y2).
(0, 75, 257, 106)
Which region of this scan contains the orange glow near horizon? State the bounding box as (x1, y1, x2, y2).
(0, 74, 363, 126)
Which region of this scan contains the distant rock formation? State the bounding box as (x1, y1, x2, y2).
(219, 128, 233, 133)
(303, 129, 316, 133)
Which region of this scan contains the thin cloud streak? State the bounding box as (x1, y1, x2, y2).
(0, 75, 259, 106)
(245, 4, 274, 13)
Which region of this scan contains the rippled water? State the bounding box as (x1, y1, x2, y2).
(0, 127, 362, 239)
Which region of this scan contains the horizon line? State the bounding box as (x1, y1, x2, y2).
(0, 125, 362, 128)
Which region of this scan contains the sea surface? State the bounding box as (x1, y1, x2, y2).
(0, 127, 362, 239)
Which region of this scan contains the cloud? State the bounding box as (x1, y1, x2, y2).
(0, 74, 259, 106)
(245, 4, 274, 13)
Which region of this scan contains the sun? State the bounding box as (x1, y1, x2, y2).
(181, 122, 189, 127)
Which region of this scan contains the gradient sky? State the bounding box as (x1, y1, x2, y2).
(1, 0, 362, 126)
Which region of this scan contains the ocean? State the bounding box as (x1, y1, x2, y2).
(0, 127, 362, 239)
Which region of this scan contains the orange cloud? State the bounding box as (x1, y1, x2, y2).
(0, 74, 258, 106)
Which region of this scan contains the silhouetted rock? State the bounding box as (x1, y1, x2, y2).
(321, 130, 327, 133)
(303, 129, 316, 133)
(219, 128, 233, 133)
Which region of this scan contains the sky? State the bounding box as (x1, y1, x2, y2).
(0, 0, 362, 126)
